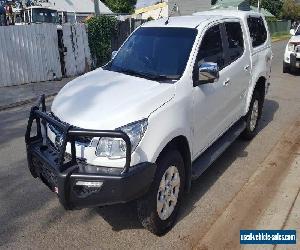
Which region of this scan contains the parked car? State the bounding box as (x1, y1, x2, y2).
(283, 25, 300, 73)
(25, 10, 272, 235)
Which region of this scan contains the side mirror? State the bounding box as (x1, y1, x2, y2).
(111, 51, 117, 59)
(194, 62, 220, 86)
(290, 29, 295, 36)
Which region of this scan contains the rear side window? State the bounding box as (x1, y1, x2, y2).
(197, 25, 225, 70)
(225, 22, 244, 64)
(247, 17, 267, 47)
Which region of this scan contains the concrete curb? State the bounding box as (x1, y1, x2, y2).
(0, 93, 57, 112)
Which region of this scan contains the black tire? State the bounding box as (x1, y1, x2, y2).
(241, 90, 263, 140)
(283, 61, 290, 73)
(137, 150, 185, 236)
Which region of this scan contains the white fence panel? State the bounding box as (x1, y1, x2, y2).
(63, 23, 91, 77)
(0, 24, 62, 87)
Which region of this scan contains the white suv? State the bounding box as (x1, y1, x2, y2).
(283, 25, 300, 73)
(25, 10, 272, 235)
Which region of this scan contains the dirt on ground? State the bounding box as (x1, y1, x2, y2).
(192, 120, 300, 250)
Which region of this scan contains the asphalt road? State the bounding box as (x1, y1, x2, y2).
(1, 40, 300, 249)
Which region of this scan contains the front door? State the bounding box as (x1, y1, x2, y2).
(192, 23, 231, 158)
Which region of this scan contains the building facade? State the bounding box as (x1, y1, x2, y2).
(135, 0, 213, 19)
(168, 0, 212, 16)
(134, 0, 260, 20)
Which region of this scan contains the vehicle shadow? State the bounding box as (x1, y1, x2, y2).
(288, 70, 300, 76)
(93, 99, 279, 232)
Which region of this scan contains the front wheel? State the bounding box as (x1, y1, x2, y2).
(283, 61, 290, 73)
(137, 150, 185, 236)
(241, 90, 262, 140)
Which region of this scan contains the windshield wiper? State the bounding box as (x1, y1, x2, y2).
(119, 69, 151, 79)
(146, 74, 180, 81)
(116, 68, 179, 81)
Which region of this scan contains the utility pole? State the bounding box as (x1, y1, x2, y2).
(94, 0, 100, 16)
(257, 0, 261, 12)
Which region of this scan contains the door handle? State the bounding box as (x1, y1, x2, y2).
(244, 65, 250, 71)
(223, 78, 231, 86)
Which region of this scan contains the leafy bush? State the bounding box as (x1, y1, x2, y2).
(281, 0, 300, 20)
(86, 15, 118, 67)
(102, 0, 137, 14)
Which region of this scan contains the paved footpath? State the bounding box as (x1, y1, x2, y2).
(0, 78, 73, 111)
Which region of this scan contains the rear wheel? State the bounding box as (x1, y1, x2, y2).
(241, 90, 262, 140)
(137, 150, 185, 236)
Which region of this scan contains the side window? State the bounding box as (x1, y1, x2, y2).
(225, 22, 244, 64)
(247, 17, 267, 47)
(197, 25, 225, 70)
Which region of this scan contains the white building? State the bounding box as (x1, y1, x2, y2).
(135, 0, 213, 19)
(41, 0, 112, 22)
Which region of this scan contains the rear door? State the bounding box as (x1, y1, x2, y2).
(247, 16, 272, 92)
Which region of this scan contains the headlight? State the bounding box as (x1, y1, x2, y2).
(288, 43, 295, 51)
(95, 119, 148, 159)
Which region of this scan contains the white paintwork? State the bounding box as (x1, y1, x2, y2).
(51, 10, 272, 168)
(284, 26, 300, 68)
(143, 15, 214, 28)
(0, 24, 62, 87)
(52, 69, 175, 130)
(290, 29, 295, 36)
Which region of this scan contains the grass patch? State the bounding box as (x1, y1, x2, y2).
(272, 32, 291, 42)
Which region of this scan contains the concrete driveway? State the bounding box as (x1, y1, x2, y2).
(0, 39, 299, 249)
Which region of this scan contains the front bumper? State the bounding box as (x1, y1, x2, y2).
(25, 96, 156, 210)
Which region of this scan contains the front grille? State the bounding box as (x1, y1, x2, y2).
(49, 113, 92, 147)
(40, 167, 58, 190)
(32, 155, 58, 191)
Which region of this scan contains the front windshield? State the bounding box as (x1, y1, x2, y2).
(32, 8, 58, 24)
(107, 27, 198, 81)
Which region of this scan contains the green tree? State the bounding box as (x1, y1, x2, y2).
(250, 0, 284, 17)
(86, 15, 118, 66)
(102, 0, 137, 14)
(281, 0, 300, 20)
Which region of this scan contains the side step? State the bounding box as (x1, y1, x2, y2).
(191, 119, 246, 180)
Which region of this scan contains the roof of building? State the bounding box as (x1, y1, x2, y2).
(43, 0, 112, 14)
(249, 6, 274, 17)
(194, 9, 264, 19)
(212, 1, 274, 17)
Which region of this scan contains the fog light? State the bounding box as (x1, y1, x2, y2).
(76, 181, 103, 188)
